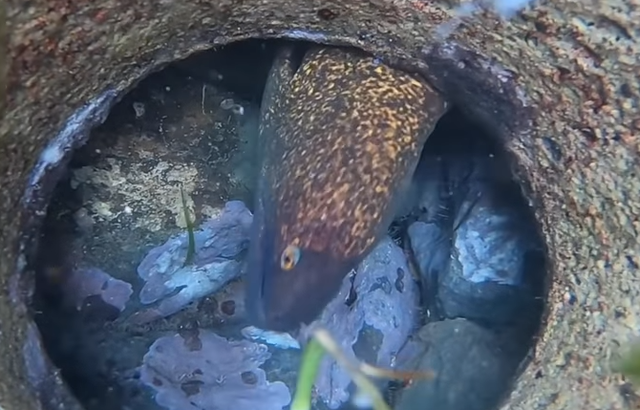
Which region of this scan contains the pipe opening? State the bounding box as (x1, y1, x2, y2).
(29, 39, 547, 410)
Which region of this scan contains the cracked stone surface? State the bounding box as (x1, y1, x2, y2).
(0, 0, 639, 410)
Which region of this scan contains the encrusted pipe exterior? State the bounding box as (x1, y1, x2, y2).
(0, 0, 638, 409)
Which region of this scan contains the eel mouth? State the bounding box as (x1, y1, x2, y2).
(15, 38, 548, 410)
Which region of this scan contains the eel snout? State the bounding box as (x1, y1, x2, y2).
(247, 237, 357, 332)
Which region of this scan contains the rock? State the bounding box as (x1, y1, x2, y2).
(139, 329, 291, 410)
(299, 236, 420, 409)
(393, 155, 445, 220)
(403, 155, 465, 319)
(211, 279, 249, 323)
(410, 156, 544, 326)
(130, 200, 253, 324)
(394, 319, 521, 410)
(406, 221, 450, 318)
(241, 326, 301, 350)
(440, 157, 543, 325)
(62, 266, 133, 313)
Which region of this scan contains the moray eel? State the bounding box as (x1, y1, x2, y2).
(246, 44, 447, 332)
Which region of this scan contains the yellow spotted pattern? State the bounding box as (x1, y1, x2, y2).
(262, 46, 446, 260)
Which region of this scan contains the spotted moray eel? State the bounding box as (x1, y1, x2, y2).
(245, 44, 447, 331)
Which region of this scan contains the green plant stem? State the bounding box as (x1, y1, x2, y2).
(312, 328, 392, 410)
(180, 185, 196, 267)
(291, 338, 325, 410)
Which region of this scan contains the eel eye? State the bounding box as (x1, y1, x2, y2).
(280, 245, 301, 271)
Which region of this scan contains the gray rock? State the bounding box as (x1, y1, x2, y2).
(130, 200, 253, 324)
(440, 157, 543, 325)
(139, 329, 291, 410)
(62, 266, 133, 313)
(241, 325, 301, 350)
(410, 155, 544, 326)
(406, 221, 450, 318)
(437, 260, 538, 326)
(393, 154, 445, 220)
(298, 236, 420, 409)
(394, 319, 521, 410)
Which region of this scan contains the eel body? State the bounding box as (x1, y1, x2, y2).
(246, 44, 447, 331)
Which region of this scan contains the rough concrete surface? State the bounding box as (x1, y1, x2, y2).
(0, 0, 638, 410)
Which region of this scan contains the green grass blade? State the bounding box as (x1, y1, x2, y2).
(312, 328, 392, 410)
(291, 338, 325, 410)
(180, 185, 196, 267)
